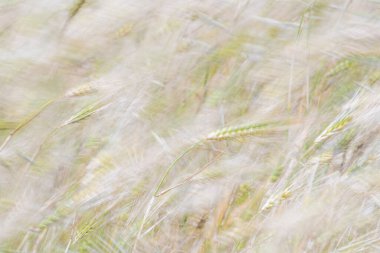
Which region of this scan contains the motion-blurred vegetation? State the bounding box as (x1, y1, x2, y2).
(0, 0, 379, 252)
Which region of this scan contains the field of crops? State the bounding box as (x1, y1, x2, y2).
(0, 0, 379, 252)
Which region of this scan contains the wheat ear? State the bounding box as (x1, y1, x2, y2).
(64, 84, 97, 98)
(22, 100, 109, 173)
(303, 114, 352, 159)
(206, 121, 281, 140)
(0, 85, 98, 152)
(154, 121, 283, 198)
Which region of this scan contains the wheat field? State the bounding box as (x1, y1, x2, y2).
(0, 0, 380, 252)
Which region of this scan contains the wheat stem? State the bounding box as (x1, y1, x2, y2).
(155, 152, 222, 197)
(154, 140, 204, 197)
(0, 99, 55, 152)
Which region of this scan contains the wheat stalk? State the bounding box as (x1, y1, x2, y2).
(0, 99, 54, 152)
(155, 152, 223, 197)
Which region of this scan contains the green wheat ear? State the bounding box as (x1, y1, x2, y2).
(33, 206, 71, 232)
(314, 115, 352, 144)
(0, 85, 100, 152)
(154, 121, 286, 197)
(20, 100, 110, 173)
(261, 187, 292, 212)
(270, 165, 284, 183)
(62, 101, 108, 126)
(303, 115, 353, 159)
(206, 122, 281, 141)
(74, 221, 98, 244)
(326, 59, 356, 77)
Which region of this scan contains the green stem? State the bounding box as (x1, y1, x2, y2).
(154, 140, 204, 197)
(0, 99, 55, 152)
